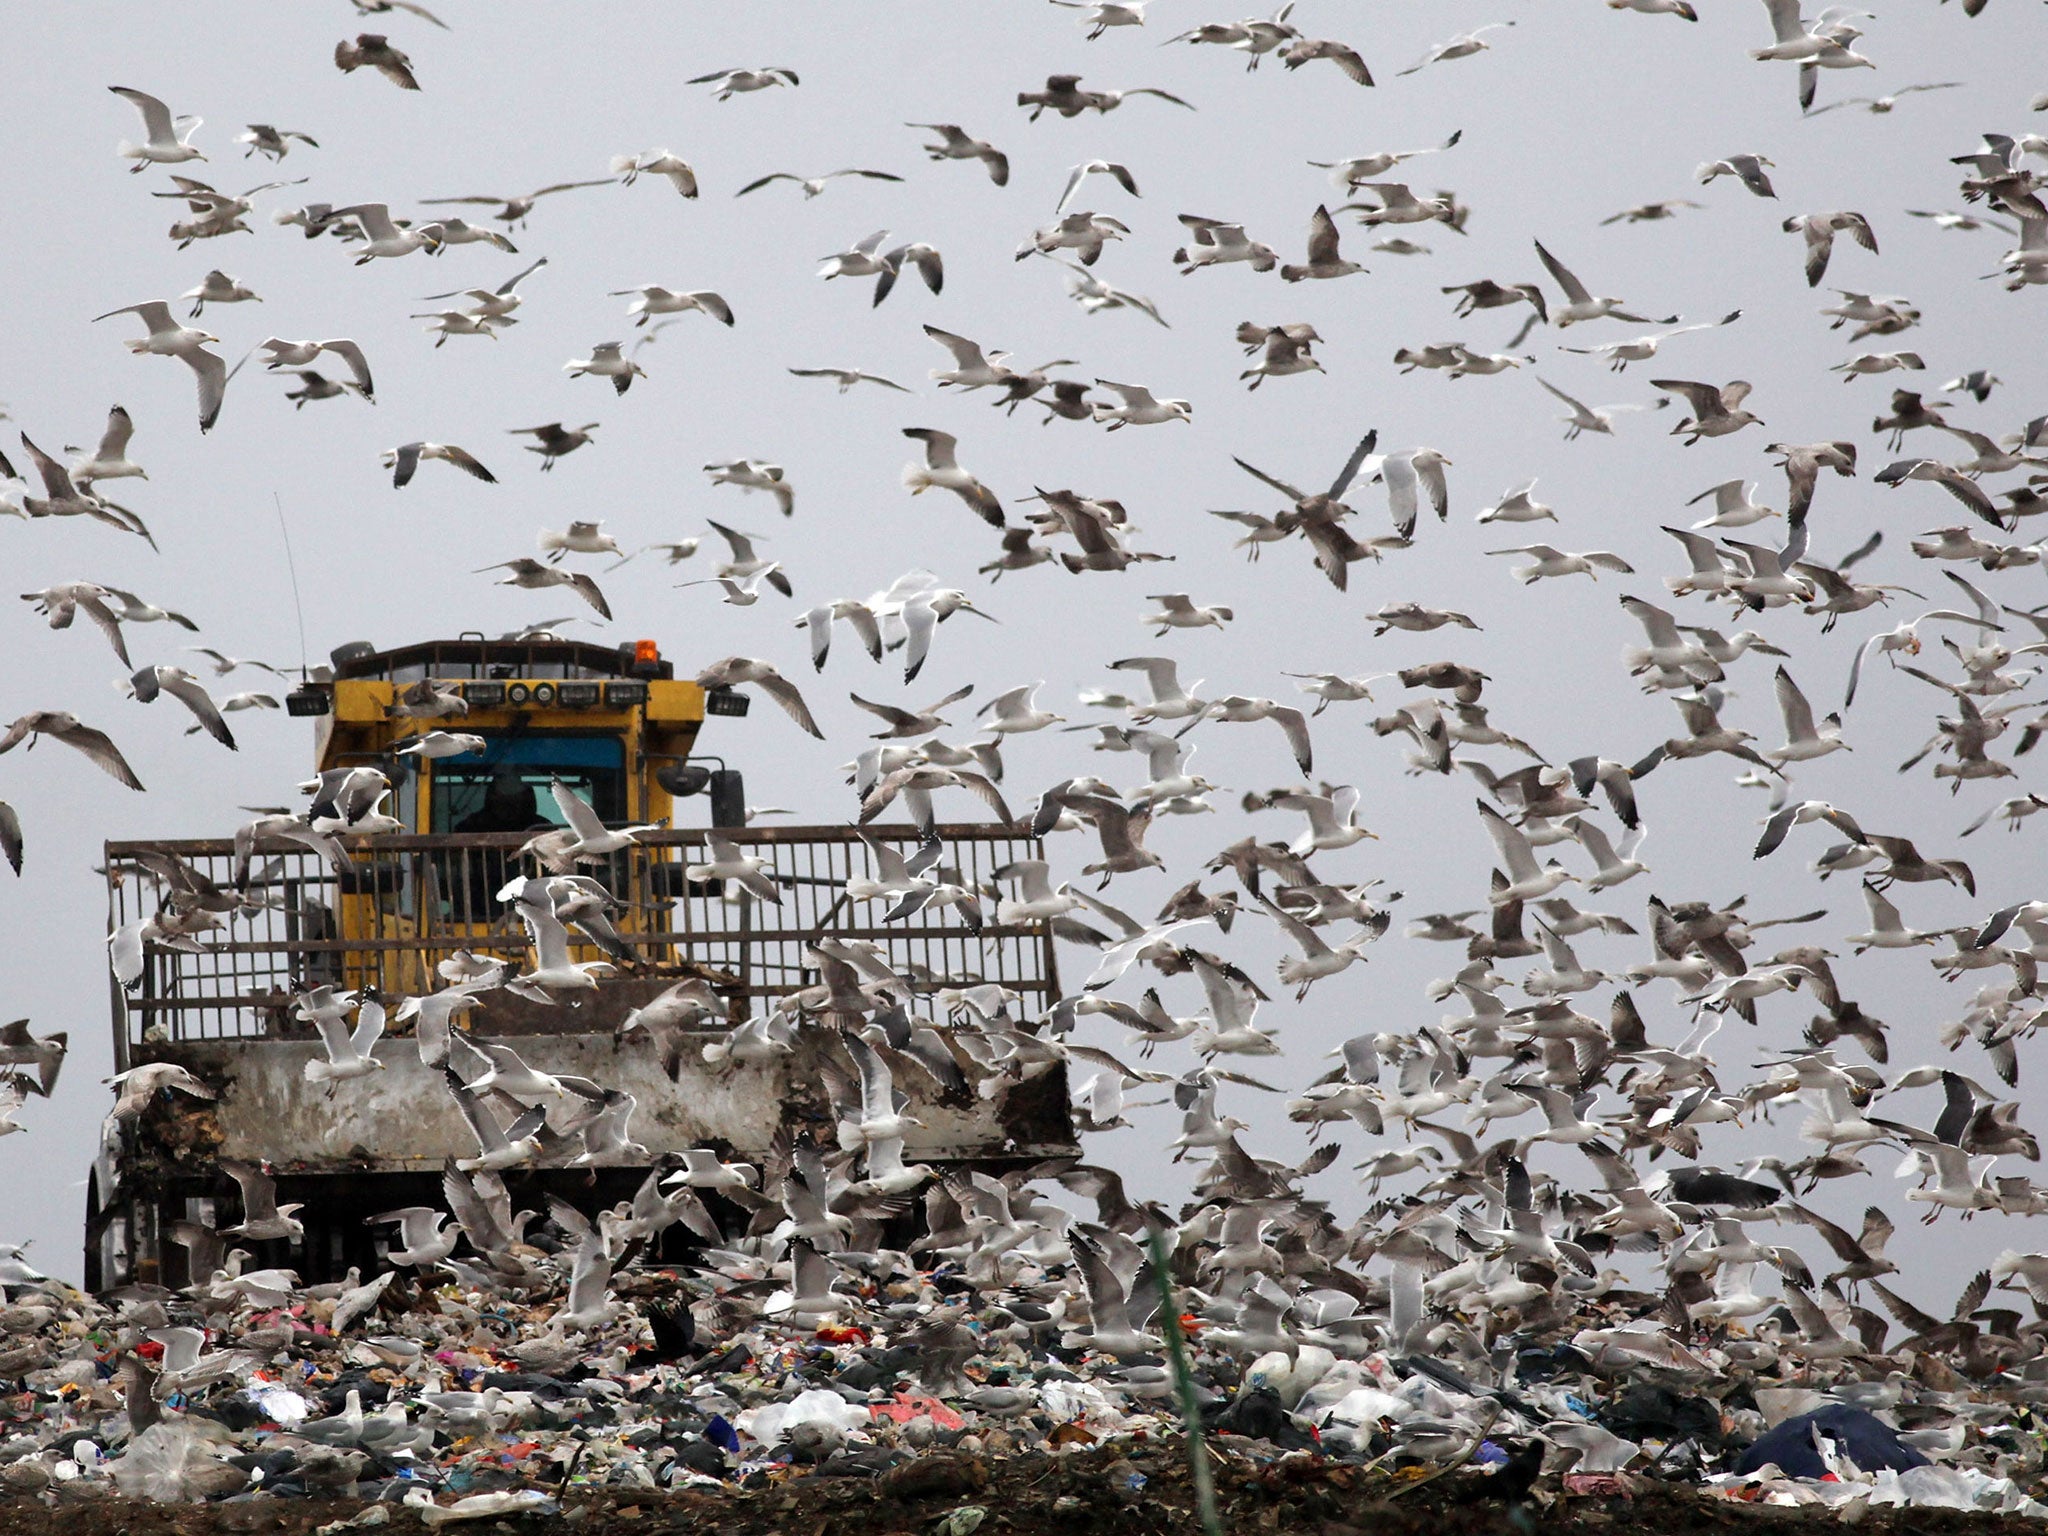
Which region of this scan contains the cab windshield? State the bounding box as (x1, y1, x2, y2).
(428, 734, 626, 834)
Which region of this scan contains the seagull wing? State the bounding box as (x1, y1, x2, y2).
(317, 339, 374, 397)
(756, 671, 824, 737)
(1477, 800, 1542, 882)
(1270, 706, 1313, 773)
(110, 86, 180, 146)
(158, 670, 236, 749)
(1533, 240, 1591, 305)
(550, 778, 609, 840)
(1325, 428, 1379, 499)
(37, 717, 145, 790)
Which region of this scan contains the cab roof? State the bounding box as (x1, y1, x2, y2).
(329, 637, 674, 684)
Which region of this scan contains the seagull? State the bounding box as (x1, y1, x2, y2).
(695, 657, 824, 737)
(704, 520, 793, 595)
(1019, 210, 1130, 265)
(1283, 37, 1374, 83)
(66, 406, 146, 486)
(1688, 479, 1779, 529)
(703, 459, 793, 516)
(0, 1019, 61, 1095)
(1479, 800, 1573, 904)
(129, 665, 236, 749)
(907, 123, 1009, 186)
(1269, 787, 1371, 856)
(1875, 459, 1998, 524)
(817, 229, 944, 305)
(1769, 439, 1859, 524)
(1560, 311, 1741, 371)
(1608, 0, 1698, 16)
(1487, 544, 1635, 583)
(276, 369, 364, 407)
(419, 256, 547, 324)
(384, 442, 495, 488)
(252, 337, 374, 400)
(1111, 657, 1208, 722)
(93, 302, 226, 432)
(539, 521, 622, 565)
(1768, 667, 1847, 763)
(22, 583, 130, 665)
(1343, 183, 1459, 228)
(689, 66, 798, 99)
(1372, 602, 1480, 635)
(1785, 212, 1878, 286)
(396, 730, 486, 762)
(1833, 351, 1925, 382)
(1092, 379, 1191, 427)
(606, 288, 737, 335)
(334, 33, 421, 90)
(565, 341, 646, 395)
(1534, 240, 1675, 327)
(1144, 594, 1232, 634)
(428, 217, 517, 251)
(1601, 199, 1705, 224)
(1017, 74, 1194, 120)
(902, 428, 1003, 525)
(109, 86, 204, 173)
(1751, 0, 1873, 71)
(1310, 132, 1463, 191)
(1534, 377, 1642, 440)
(1055, 159, 1141, 214)
(1281, 205, 1365, 282)
(1191, 696, 1314, 773)
(981, 683, 1064, 735)
(923, 325, 1013, 390)
(477, 558, 611, 619)
(511, 421, 598, 469)
(610, 149, 698, 197)
(1365, 446, 1452, 540)
(1398, 23, 1515, 76)
(1174, 215, 1278, 273)
(1238, 323, 1322, 388)
(0, 712, 144, 791)
(535, 779, 661, 869)
(787, 365, 913, 394)
(236, 123, 317, 161)
(736, 166, 902, 199)
(1808, 81, 1964, 116)
(327, 204, 445, 262)
(420, 179, 613, 227)
(219, 1160, 306, 1239)
(1051, 0, 1151, 37)
(1050, 257, 1169, 326)
(412, 308, 504, 345)
(1697, 154, 1779, 198)
(1655, 378, 1763, 443)
(180, 270, 259, 317)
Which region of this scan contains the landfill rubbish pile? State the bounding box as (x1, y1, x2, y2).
(5, 1220, 2048, 1528)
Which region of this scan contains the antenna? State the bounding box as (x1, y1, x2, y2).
(272, 490, 311, 679)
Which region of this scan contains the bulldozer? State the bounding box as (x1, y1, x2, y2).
(89, 633, 1073, 1288)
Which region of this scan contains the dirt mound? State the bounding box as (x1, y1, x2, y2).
(5, 1446, 2042, 1536)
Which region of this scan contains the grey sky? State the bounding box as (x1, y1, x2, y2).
(3, 2, 2045, 1293)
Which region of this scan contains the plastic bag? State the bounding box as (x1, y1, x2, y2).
(108, 1420, 227, 1502)
(743, 1387, 869, 1450)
